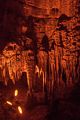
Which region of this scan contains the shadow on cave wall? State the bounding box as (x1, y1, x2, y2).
(0, 0, 26, 50)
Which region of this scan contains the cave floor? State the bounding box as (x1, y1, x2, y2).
(0, 83, 48, 120)
(0, 82, 80, 120)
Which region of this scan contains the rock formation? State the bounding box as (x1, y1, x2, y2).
(0, 0, 80, 97)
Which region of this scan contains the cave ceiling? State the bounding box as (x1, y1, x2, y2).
(0, 0, 79, 48)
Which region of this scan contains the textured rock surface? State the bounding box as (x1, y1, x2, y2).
(0, 0, 80, 97)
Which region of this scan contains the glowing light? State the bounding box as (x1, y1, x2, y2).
(14, 89, 18, 97)
(6, 101, 12, 106)
(18, 106, 23, 114)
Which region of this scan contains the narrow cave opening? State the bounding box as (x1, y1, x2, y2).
(42, 34, 49, 52)
(19, 72, 28, 89)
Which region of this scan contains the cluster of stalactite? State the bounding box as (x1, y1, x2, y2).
(34, 16, 80, 98)
(0, 42, 35, 92)
(0, 15, 79, 99)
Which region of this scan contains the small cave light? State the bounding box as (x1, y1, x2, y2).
(18, 106, 23, 114)
(6, 101, 12, 106)
(14, 89, 18, 97)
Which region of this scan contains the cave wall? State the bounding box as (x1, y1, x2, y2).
(0, 0, 80, 95)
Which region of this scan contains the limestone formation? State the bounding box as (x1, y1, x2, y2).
(0, 0, 80, 97)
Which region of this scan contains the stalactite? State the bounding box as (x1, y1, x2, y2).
(25, 50, 35, 92)
(48, 50, 55, 95)
(37, 50, 48, 92)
